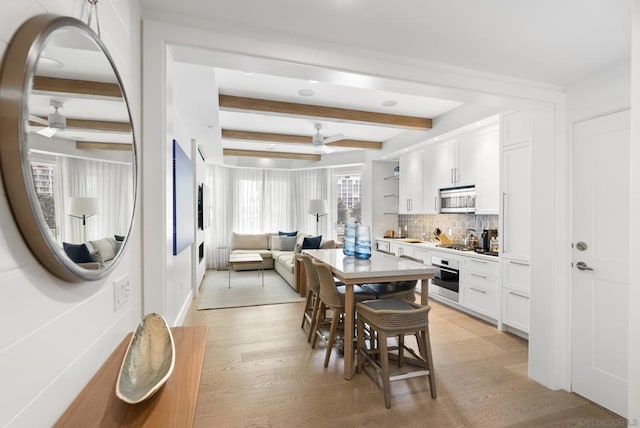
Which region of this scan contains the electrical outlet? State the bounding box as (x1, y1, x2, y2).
(113, 277, 130, 311)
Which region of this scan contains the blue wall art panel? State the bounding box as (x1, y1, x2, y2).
(173, 139, 193, 255)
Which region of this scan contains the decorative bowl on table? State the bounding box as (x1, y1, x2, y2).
(116, 313, 175, 404)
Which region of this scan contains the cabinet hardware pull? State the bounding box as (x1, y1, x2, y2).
(434, 196, 437, 212)
(502, 192, 507, 253)
(509, 261, 529, 267)
(470, 287, 486, 294)
(451, 168, 454, 183)
(508, 291, 528, 299)
(470, 273, 487, 279)
(470, 259, 487, 264)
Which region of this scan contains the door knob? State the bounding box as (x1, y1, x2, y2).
(576, 261, 594, 271)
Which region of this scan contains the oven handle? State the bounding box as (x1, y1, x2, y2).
(434, 265, 459, 275)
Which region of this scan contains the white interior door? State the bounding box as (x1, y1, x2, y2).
(572, 109, 629, 417)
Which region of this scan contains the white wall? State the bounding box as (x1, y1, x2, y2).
(628, 0, 640, 422)
(0, 1, 142, 426)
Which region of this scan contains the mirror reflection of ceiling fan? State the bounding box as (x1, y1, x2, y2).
(311, 122, 345, 153)
(31, 100, 66, 138)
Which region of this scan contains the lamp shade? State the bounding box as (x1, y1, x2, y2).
(68, 197, 99, 216)
(308, 199, 328, 215)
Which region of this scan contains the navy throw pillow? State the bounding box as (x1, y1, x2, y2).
(63, 242, 94, 263)
(278, 230, 297, 237)
(114, 234, 125, 242)
(302, 235, 322, 250)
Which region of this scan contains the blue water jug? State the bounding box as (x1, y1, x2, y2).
(343, 218, 356, 256)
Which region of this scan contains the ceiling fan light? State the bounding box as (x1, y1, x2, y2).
(48, 109, 66, 130)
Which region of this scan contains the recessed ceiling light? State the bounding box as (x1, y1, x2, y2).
(381, 100, 397, 107)
(308, 80, 318, 84)
(243, 71, 252, 76)
(298, 88, 314, 97)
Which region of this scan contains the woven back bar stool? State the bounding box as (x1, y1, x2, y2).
(298, 254, 322, 342)
(312, 259, 375, 367)
(356, 298, 436, 409)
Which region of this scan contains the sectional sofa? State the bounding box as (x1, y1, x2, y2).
(229, 232, 336, 292)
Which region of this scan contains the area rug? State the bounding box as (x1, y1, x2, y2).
(197, 269, 305, 310)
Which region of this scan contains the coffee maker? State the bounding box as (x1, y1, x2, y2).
(480, 229, 498, 251)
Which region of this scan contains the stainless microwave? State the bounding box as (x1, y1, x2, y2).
(440, 186, 475, 213)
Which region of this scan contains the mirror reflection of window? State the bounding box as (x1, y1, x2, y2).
(30, 161, 57, 237)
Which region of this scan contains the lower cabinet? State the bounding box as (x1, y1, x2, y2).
(459, 256, 500, 319)
(501, 258, 530, 333)
(502, 288, 530, 333)
(390, 242, 414, 258)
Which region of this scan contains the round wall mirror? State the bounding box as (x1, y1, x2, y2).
(0, 15, 137, 282)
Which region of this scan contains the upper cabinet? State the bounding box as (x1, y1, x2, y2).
(422, 123, 500, 214)
(473, 125, 500, 214)
(399, 150, 424, 214)
(500, 112, 531, 262)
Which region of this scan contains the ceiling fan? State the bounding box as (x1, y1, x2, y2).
(312, 123, 345, 150)
(31, 100, 67, 138)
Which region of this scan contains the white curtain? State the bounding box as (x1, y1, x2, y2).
(57, 157, 134, 244)
(204, 165, 329, 269)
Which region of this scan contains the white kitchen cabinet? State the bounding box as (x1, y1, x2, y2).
(502, 289, 530, 333)
(473, 125, 500, 214)
(431, 139, 458, 188)
(413, 248, 431, 264)
(501, 144, 531, 261)
(389, 242, 415, 258)
(500, 110, 532, 335)
(502, 259, 530, 294)
(422, 148, 441, 214)
(399, 150, 424, 213)
(459, 256, 500, 319)
(422, 123, 499, 214)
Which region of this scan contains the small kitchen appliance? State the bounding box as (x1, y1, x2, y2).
(480, 229, 498, 251)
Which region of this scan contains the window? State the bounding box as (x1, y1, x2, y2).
(30, 162, 57, 235)
(336, 174, 361, 241)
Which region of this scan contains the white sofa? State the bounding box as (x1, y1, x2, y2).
(229, 232, 336, 291)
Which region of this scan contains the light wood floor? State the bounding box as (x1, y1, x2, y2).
(184, 296, 623, 427)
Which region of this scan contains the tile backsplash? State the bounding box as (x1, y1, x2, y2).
(397, 214, 499, 243)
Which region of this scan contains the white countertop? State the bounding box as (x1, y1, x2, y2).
(375, 237, 499, 262)
(303, 248, 437, 280)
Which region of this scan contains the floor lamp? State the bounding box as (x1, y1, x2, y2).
(308, 199, 328, 235)
(68, 197, 99, 243)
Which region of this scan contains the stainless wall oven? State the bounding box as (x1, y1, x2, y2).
(430, 255, 460, 302)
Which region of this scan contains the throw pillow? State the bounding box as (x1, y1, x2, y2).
(279, 236, 296, 251)
(320, 239, 336, 249)
(89, 237, 117, 261)
(302, 235, 322, 250)
(278, 230, 297, 237)
(270, 235, 282, 251)
(63, 242, 94, 263)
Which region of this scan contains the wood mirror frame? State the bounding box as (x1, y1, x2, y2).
(0, 15, 137, 282)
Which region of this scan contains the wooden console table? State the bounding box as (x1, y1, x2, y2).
(56, 326, 208, 427)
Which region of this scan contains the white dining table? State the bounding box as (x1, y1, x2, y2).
(302, 248, 437, 380)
